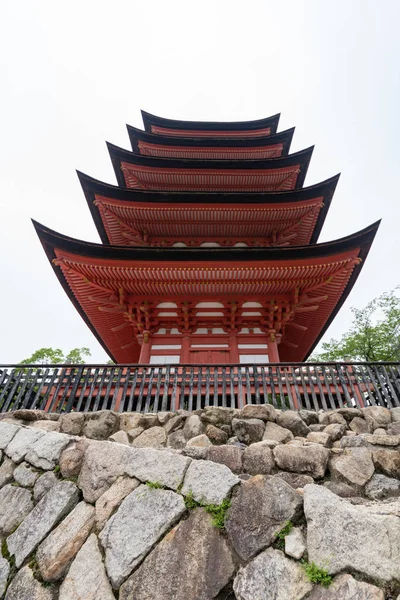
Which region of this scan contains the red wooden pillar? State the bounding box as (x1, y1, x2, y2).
(181, 333, 191, 363)
(138, 331, 151, 364)
(229, 331, 239, 363)
(267, 331, 281, 363)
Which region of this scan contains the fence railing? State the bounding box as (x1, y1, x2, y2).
(0, 362, 399, 414)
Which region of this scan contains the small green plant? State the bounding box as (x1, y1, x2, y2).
(184, 491, 201, 510)
(146, 481, 165, 489)
(53, 465, 60, 475)
(301, 561, 332, 587)
(275, 520, 293, 550)
(204, 499, 231, 529)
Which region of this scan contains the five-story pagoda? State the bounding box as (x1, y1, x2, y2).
(34, 111, 379, 366)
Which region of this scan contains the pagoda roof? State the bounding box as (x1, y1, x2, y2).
(108, 143, 313, 192)
(141, 110, 280, 137)
(33, 220, 379, 364)
(127, 125, 294, 159)
(78, 171, 339, 247)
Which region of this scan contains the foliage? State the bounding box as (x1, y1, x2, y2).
(183, 491, 231, 529)
(20, 347, 91, 365)
(310, 288, 400, 362)
(275, 520, 293, 550)
(301, 561, 332, 587)
(146, 481, 165, 489)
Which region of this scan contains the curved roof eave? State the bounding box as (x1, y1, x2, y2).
(127, 124, 295, 155)
(141, 110, 281, 134)
(77, 170, 340, 246)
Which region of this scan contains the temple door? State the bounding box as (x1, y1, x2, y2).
(189, 349, 230, 364)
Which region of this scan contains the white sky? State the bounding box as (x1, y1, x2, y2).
(0, 0, 399, 364)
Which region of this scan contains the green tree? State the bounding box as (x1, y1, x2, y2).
(20, 347, 91, 364)
(311, 288, 400, 362)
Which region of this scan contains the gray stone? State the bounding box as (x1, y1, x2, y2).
(130, 426, 167, 448)
(323, 480, 358, 498)
(83, 410, 120, 440)
(374, 427, 387, 436)
(164, 415, 184, 434)
(31, 420, 60, 432)
(99, 485, 186, 588)
(5, 566, 56, 600)
(309, 424, 327, 432)
(78, 442, 190, 503)
(186, 434, 212, 447)
(181, 459, 239, 505)
(273, 444, 329, 478)
(391, 407, 400, 422)
(306, 431, 331, 447)
(59, 534, 114, 600)
(182, 446, 208, 460)
(307, 573, 384, 600)
(365, 473, 400, 500)
(36, 501, 95, 581)
(25, 431, 71, 470)
(327, 412, 347, 426)
(120, 508, 235, 600)
(59, 438, 88, 478)
(263, 421, 294, 443)
(260, 438, 280, 448)
(167, 429, 187, 449)
(349, 416, 371, 434)
(0, 557, 9, 598)
(13, 462, 39, 487)
(275, 471, 314, 489)
(240, 404, 276, 422)
(13, 409, 46, 421)
(207, 445, 243, 473)
(0, 457, 16, 488)
(323, 423, 346, 441)
(126, 426, 144, 442)
(7, 480, 79, 567)
(59, 412, 84, 436)
(233, 547, 312, 600)
(329, 447, 374, 488)
(183, 415, 204, 440)
(372, 448, 400, 477)
(95, 475, 140, 531)
(242, 441, 275, 474)
(363, 433, 400, 446)
(0, 484, 34, 537)
(138, 414, 159, 429)
(388, 421, 400, 436)
(157, 411, 174, 425)
(205, 424, 228, 445)
(362, 406, 391, 429)
(276, 411, 310, 437)
(5, 428, 45, 463)
(108, 430, 130, 445)
(119, 413, 141, 432)
(232, 418, 265, 444)
(299, 410, 319, 425)
(226, 475, 303, 560)
(201, 407, 236, 426)
(337, 407, 363, 420)
(34, 471, 58, 502)
(304, 484, 400, 581)
(284, 527, 306, 559)
(0, 422, 20, 450)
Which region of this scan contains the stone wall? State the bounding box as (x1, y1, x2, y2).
(0, 405, 400, 599)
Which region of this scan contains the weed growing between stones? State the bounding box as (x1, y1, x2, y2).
(146, 481, 165, 489)
(53, 465, 61, 476)
(301, 560, 332, 587)
(183, 491, 231, 529)
(274, 520, 293, 551)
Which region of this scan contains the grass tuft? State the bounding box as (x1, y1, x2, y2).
(275, 520, 293, 550)
(301, 561, 332, 587)
(146, 481, 165, 490)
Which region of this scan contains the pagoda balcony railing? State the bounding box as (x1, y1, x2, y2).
(1, 362, 400, 415)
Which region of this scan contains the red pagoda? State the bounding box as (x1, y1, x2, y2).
(34, 111, 379, 367)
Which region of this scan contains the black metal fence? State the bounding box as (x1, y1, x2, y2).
(0, 362, 399, 414)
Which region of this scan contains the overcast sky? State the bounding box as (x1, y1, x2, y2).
(0, 0, 399, 364)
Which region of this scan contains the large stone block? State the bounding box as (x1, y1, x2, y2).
(307, 573, 384, 600)
(120, 508, 235, 600)
(59, 534, 114, 600)
(263, 421, 293, 443)
(329, 447, 374, 488)
(5, 566, 56, 599)
(181, 459, 239, 505)
(276, 411, 310, 437)
(95, 475, 140, 531)
(7, 481, 79, 567)
(242, 441, 275, 475)
(83, 410, 120, 440)
(0, 422, 20, 450)
(5, 427, 45, 463)
(233, 547, 312, 600)
(25, 431, 71, 470)
(232, 418, 265, 444)
(36, 501, 95, 581)
(0, 557, 9, 598)
(304, 484, 400, 581)
(226, 475, 302, 560)
(0, 484, 34, 538)
(99, 485, 186, 588)
(273, 444, 329, 478)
